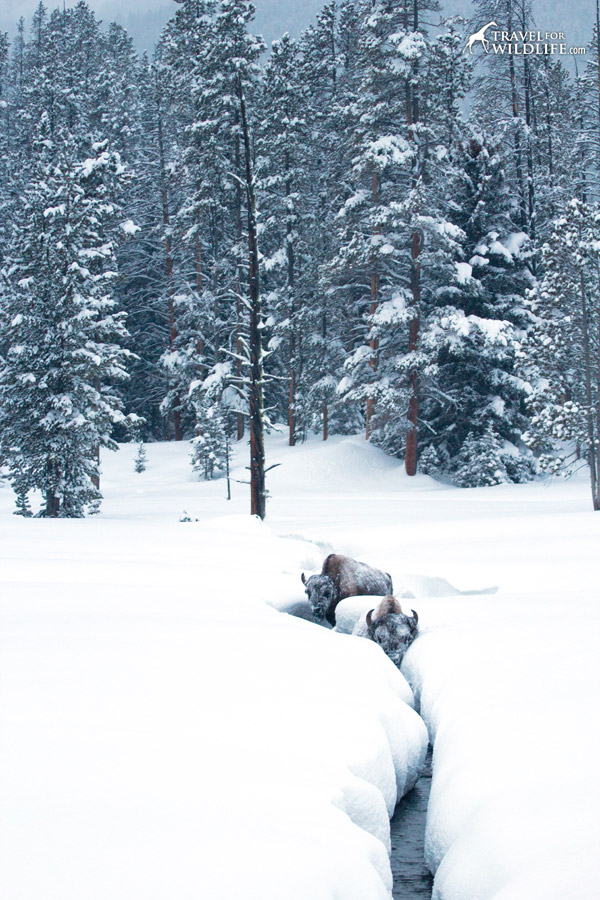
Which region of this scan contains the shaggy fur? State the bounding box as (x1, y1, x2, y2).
(301, 554, 393, 625)
(364, 595, 419, 668)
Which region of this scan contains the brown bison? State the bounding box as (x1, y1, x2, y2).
(301, 553, 393, 626)
(360, 595, 419, 667)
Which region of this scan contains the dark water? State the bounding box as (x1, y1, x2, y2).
(389, 747, 434, 899)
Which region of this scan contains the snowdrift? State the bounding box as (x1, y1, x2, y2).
(403, 595, 600, 900)
(0, 442, 428, 900)
(3, 433, 600, 900)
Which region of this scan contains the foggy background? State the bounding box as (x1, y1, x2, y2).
(0, 0, 596, 61)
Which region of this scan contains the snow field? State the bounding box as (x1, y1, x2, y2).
(0, 443, 427, 900)
(262, 434, 600, 900)
(402, 598, 600, 900)
(3, 432, 600, 900)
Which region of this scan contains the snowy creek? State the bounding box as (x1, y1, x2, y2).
(389, 746, 433, 899)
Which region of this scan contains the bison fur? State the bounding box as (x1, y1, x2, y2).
(362, 595, 419, 667)
(301, 553, 393, 625)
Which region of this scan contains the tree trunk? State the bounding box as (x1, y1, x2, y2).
(285, 165, 296, 447)
(578, 257, 600, 510)
(225, 421, 232, 501)
(236, 292, 245, 441)
(405, 2, 421, 477)
(507, 2, 527, 231)
(523, 55, 535, 246)
(157, 94, 182, 441)
(91, 441, 100, 490)
(405, 232, 421, 476)
(45, 490, 60, 518)
(235, 132, 245, 442)
(238, 76, 266, 520)
(366, 171, 380, 439)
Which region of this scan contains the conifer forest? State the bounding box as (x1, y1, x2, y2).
(2, 0, 600, 516)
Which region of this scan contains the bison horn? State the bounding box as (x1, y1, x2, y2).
(301, 572, 307, 585)
(411, 609, 419, 624)
(366, 609, 374, 627)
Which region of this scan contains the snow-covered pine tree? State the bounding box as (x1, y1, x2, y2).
(156, 0, 266, 456)
(134, 442, 147, 473)
(421, 128, 536, 482)
(0, 121, 132, 516)
(160, 0, 267, 514)
(0, 31, 10, 265)
(574, 8, 600, 203)
(469, 0, 536, 239)
(331, 3, 471, 472)
(523, 199, 600, 510)
(259, 33, 313, 445)
(299, 1, 362, 439)
(470, 0, 575, 248)
(155, 0, 219, 439)
(453, 424, 509, 487)
(189, 363, 234, 481)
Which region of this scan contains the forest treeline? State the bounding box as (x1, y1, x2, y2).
(2, 0, 600, 515)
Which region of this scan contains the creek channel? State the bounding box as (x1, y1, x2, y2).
(389, 746, 434, 899)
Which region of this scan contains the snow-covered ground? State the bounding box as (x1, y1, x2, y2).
(2, 432, 599, 899)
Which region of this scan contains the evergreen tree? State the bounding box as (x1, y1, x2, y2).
(134, 442, 147, 473)
(0, 121, 132, 516)
(259, 33, 312, 445)
(422, 129, 536, 480)
(331, 3, 472, 472)
(523, 199, 600, 510)
(454, 425, 509, 487)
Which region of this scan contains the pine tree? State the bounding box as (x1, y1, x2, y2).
(454, 425, 509, 487)
(0, 121, 132, 516)
(259, 33, 312, 445)
(523, 199, 600, 509)
(331, 3, 472, 472)
(134, 442, 147, 473)
(300, 2, 363, 440)
(189, 361, 237, 482)
(421, 129, 536, 480)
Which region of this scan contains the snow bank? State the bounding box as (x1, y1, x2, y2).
(332, 574, 494, 637)
(402, 595, 600, 900)
(0, 444, 428, 900)
(4, 432, 599, 900)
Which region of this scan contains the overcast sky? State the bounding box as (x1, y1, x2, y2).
(0, 0, 596, 59)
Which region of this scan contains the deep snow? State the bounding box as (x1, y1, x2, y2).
(0, 435, 427, 900)
(2, 432, 599, 899)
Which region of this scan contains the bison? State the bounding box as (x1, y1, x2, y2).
(359, 595, 419, 667)
(301, 553, 393, 626)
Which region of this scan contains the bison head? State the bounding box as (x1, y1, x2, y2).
(365, 606, 419, 667)
(301, 572, 336, 621)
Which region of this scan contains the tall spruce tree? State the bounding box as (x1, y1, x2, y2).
(523, 199, 600, 510)
(0, 121, 132, 516)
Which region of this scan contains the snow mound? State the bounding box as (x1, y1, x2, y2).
(402, 595, 600, 900)
(0, 441, 429, 900)
(264, 433, 441, 495)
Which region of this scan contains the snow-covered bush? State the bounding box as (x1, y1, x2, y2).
(453, 427, 508, 487)
(418, 445, 443, 477)
(134, 443, 147, 474)
(191, 413, 228, 481)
